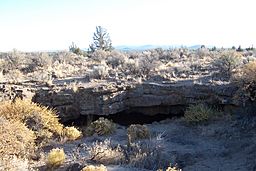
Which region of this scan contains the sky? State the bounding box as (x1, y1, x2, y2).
(0, 0, 255, 51)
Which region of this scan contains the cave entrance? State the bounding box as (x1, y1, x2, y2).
(63, 105, 186, 126)
(105, 112, 176, 126)
(106, 105, 185, 126)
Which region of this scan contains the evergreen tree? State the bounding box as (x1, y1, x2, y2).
(69, 42, 84, 56)
(89, 26, 113, 52)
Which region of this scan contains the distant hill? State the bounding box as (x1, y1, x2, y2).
(115, 44, 214, 51)
(115, 45, 179, 51)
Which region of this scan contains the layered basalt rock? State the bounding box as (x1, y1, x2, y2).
(0, 83, 35, 102)
(32, 82, 242, 122)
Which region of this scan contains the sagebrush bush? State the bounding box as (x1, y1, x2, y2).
(0, 99, 63, 145)
(81, 164, 107, 171)
(63, 126, 82, 141)
(5, 69, 24, 83)
(236, 61, 256, 84)
(90, 64, 109, 79)
(87, 139, 125, 165)
(1, 49, 26, 72)
(0, 156, 30, 171)
(213, 53, 242, 79)
(90, 49, 110, 62)
(121, 58, 140, 75)
(106, 50, 128, 68)
(83, 134, 168, 170)
(85, 117, 116, 136)
(31, 52, 52, 69)
(0, 116, 35, 158)
(184, 104, 214, 123)
(127, 124, 150, 143)
(47, 148, 65, 168)
(128, 134, 168, 170)
(233, 61, 256, 101)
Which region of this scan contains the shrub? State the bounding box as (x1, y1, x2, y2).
(81, 164, 107, 171)
(0, 99, 63, 145)
(87, 139, 125, 165)
(1, 49, 26, 72)
(0, 156, 30, 171)
(196, 46, 210, 58)
(85, 134, 167, 170)
(46, 148, 65, 168)
(137, 55, 156, 76)
(90, 49, 110, 62)
(63, 126, 82, 141)
(90, 65, 109, 79)
(127, 134, 168, 170)
(53, 51, 78, 65)
(0, 116, 35, 158)
(158, 164, 181, 171)
(236, 61, 256, 84)
(85, 117, 116, 136)
(69, 42, 85, 56)
(5, 69, 24, 83)
(31, 52, 52, 70)
(106, 50, 128, 68)
(122, 58, 140, 75)
(233, 61, 256, 101)
(127, 124, 150, 143)
(213, 53, 242, 79)
(184, 104, 214, 123)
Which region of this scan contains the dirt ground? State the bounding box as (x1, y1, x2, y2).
(34, 113, 256, 171)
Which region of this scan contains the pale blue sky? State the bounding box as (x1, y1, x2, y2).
(0, 0, 255, 51)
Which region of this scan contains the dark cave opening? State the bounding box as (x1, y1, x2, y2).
(62, 105, 186, 126)
(107, 105, 186, 126)
(105, 112, 180, 126)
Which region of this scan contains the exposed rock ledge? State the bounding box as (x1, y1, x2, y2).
(32, 81, 250, 122)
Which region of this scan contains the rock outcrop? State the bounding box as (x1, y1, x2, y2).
(0, 83, 35, 102)
(32, 82, 243, 122)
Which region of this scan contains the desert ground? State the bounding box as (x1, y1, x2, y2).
(0, 47, 256, 171)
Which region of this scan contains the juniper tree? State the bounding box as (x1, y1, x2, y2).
(89, 26, 113, 52)
(69, 42, 84, 56)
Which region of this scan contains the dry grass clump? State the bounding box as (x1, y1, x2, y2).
(0, 116, 35, 158)
(0, 99, 63, 145)
(85, 117, 116, 136)
(63, 126, 82, 141)
(184, 104, 214, 123)
(87, 139, 125, 165)
(81, 164, 107, 171)
(127, 124, 150, 143)
(46, 148, 65, 169)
